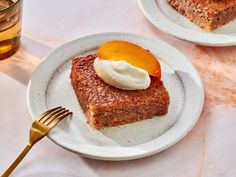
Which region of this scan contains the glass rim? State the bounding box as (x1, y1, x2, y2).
(0, 0, 22, 13)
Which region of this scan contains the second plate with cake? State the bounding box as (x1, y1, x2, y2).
(27, 32, 204, 160)
(138, 0, 236, 46)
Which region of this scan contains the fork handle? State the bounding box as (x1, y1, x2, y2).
(2, 144, 33, 177)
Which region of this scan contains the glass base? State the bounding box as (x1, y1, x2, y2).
(0, 37, 20, 60)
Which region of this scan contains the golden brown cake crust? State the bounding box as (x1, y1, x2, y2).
(167, 0, 236, 31)
(183, 0, 236, 14)
(70, 54, 170, 129)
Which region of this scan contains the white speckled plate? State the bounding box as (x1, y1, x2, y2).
(138, 0, 236, 46)
(27, 32, 204, 160)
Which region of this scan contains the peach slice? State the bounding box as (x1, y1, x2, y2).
(97, 40, 161, 78)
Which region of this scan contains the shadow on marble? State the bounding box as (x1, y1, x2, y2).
(0, 36, 52, 85)
(16, 172, 79, 177)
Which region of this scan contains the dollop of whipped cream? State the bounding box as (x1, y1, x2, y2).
(94, 57, 151, 90)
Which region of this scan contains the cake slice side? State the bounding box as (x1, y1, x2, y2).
(210, 5, 236, 30)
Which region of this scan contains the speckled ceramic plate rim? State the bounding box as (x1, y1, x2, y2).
(27, 32, 204, 160)
(137, 0, 236, 46)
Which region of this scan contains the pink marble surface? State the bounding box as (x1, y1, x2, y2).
(0, 0, 236, 177)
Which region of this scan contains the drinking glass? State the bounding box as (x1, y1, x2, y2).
(0, 0, 22, 60)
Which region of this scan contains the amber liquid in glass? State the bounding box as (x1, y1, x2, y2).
(0, 0, 22, 60)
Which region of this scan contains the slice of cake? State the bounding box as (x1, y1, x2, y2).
(167, 0, 236, 31)
(70, 54, 170, 129)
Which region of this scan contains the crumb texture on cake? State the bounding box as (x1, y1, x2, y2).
(70, 54, 170, 129)
(167, 0, 236, 31)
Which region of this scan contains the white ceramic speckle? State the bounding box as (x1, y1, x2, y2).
(27, 32, 204, 160)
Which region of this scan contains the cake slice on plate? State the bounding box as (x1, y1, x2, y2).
(167, 0, 236, 31)
(70, 41, 170, 129)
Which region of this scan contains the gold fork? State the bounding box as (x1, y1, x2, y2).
(2, 106, 72, 177)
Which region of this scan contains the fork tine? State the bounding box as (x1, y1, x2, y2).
(36, 106, 62, 121)
(39, 108, 65, 123)
(47, 111, 72, 128)
(41, 109, 68, 125)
